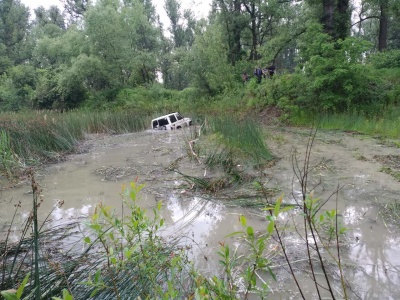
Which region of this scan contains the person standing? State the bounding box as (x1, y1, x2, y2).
(241, 71, 249, 86)
(262, 65, 268, 79)
(268, 63, 276, 78)
(254, 66, 263, 83)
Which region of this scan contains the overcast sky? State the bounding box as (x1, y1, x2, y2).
(20, 0, 212, 26)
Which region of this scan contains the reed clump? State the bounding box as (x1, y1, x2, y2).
(180, 116, 273, 193)
(0, 110, 149, 178)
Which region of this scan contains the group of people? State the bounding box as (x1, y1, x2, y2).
(242, 63, 276, 86)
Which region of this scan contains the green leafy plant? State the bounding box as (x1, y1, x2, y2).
(0, 274, 30, 300)
(81, 180, 193, 299)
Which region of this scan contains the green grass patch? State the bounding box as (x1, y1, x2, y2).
(206, 116, 273, 163)
(290, 110, 400, 139)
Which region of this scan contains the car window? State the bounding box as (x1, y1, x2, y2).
(159, 118, 169, 126)
(176, 113, 183, 120)
(152, 120, 158, 128)
(169, 114, 177, 123)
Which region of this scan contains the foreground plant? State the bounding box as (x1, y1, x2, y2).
(256, 128, 349, 299)
(81, 180, 195, 299)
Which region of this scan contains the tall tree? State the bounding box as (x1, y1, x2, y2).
(63, 0, 89, 25)
(378, 0, 388, 51)
(307, 0, 351, 40)
(85, 0, 159, 88)
(213, 0, 245, 65)
(0, 0, 30, 66)
(161, 0, 197, 89)
(352, 0, 399, 51)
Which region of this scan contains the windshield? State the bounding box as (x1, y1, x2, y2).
(176, 113, 183, 120)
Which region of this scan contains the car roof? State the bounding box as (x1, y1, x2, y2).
(152, 112, 179, 121)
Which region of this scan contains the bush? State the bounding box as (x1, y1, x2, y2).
(368, 49, 400, 69)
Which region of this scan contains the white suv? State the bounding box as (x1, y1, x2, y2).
(151, 112, 192, 130)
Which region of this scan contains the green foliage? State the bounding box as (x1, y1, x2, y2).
(368, 49, 400, 68)
(207, 116, 274, 163)
(189, 23, 236, 95)
(0, 64, 36, 110)
(85, 0, 160, 87)
(304, 194, 346, 243)
(263, 28, 388, 115)
(52, 289, 74, 300)
(0, 129, 19, 178)
(80, 180, 195, 299)
(0, 274, 30, 300)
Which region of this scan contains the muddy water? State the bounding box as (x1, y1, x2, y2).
(1, 127, 399, 299)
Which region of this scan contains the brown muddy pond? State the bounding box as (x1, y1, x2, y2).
(1, 127, 399, 299)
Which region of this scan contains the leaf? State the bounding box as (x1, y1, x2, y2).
(267, 220, 275, 234)
(157, 201, 162, 211)
(0, 290, 18, 300)
(280, 206, 294, 213)
(124, 247, 132, 259)
(94, 269, 101, 283)
(63, 289, 74, 300)
(224, 231, 243, 238)
(90, 289, 99, 298)
(16, 273, 30, 299)
(240, 215, 247, 226)
(267, 266, 277, 281)
(274, 194, 283, 218)
(247, 226, 254, 237)
(84, 237, 91, 244)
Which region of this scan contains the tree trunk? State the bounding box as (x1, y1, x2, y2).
(232, 0, 241, 65)
(378, 1, 388, 51)
(321, 0, 349, 40)
(336, 0, 350, 40)
(321, 0, 335, 38)
(249, 3, 257, 60)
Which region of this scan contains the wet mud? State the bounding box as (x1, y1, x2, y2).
(1, 127, 399, 299)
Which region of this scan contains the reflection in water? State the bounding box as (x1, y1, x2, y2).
(343, 205, 370, 225)
(344, 204, 400, 299)
(161, 194, 244, 274)
(166, 195, 223, 240)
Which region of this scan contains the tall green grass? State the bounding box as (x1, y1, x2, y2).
(0, 110, 150, 178)
(207, 116, 273, 163)
(290, 109, 400, 139)
(181, 116, 273, 192)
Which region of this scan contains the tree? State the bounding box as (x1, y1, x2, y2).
(352, 0, 400, 51)
(212, 0, 245, 65)
(161, 0, 197, 90)
(84, 0, 159, 88)
(188, 22, 235, 94)
(0, 0, 30, 67)
(378, 0, 388, 51)
(63, 0, 89, 25)
(306, 0, 351, 40)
